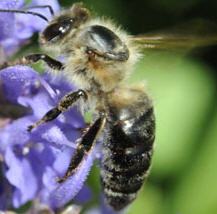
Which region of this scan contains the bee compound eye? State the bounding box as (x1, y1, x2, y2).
(41, 18, 74, 42)
(42, 23, 62, 42)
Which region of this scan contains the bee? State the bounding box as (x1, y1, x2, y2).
(0, 3, 155, 210)
(0, 2, 217, 211)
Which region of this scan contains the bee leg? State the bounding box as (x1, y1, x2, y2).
(0, 54, 64, 70)
(57, 112, 106, 183)
(27, 89, 87, 132)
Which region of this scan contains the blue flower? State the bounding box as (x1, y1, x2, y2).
(0, 66, 94, 209)
(0, 0, 60, 56)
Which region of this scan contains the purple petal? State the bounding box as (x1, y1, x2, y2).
(39, 76, 57, 100)
(14, 13, 36, 40)
(0, 13, 15, 41)
(40, 125, 77, 149)
(52, 147, 75, 174)
(39, 167, 59, 204)
(40, 147, 74, 200)
(26, 143, 56, 192)
(43, 72, 75, 96)
(0, 0, 25, 54)
(0, 66, 40, 103)
(63, 108, 85, 129)
(0, 0, 30, 39)
(74, 186, 92, 204)
(45, 149, 95, 208)
(5, 147, 38, 207)
(18, 90, 54, 118)
(0, 117, 32, 152)
(0, 0, 24, 9)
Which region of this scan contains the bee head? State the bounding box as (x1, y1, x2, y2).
(40, 3, 90, 45)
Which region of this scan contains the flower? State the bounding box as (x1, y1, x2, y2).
(0, 65, 94, 209)
(0, 0, 60, 56)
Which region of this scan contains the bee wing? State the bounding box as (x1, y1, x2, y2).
(129, 34, 217, 50)
(129, 20, 217, 51)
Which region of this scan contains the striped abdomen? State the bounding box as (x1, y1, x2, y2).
(101, 103, 155, 211)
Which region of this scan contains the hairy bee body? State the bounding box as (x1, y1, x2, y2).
(101, 87, 155, 210)
(39, 4, 156, 210)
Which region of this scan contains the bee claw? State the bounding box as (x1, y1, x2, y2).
(56, 176, 65, 184)
(27, 120, 43, 132)
(27, 125, 34, 132)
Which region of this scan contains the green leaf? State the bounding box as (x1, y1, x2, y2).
(172, 110, 217, 214)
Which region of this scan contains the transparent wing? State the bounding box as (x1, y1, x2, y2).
(130, 34, 217, 50)
(130, 20, 217, 51)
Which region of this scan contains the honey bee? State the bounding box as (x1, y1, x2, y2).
(0, 2, 217, 211)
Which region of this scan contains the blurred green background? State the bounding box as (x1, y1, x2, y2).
(28, 0, 217, 213)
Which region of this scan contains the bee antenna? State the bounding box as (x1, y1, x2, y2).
(24, 5, 54, 16)
(0, 9, 49, 22)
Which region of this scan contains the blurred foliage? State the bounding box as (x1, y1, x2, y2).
(18, 0, 217, 213)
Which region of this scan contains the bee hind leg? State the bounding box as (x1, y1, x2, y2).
(27, 89, 88, 132)
(57, 112, 106, 183)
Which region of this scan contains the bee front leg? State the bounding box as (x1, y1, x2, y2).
(57, 112, 106, 183)
(27, 89, 87, 132)
(0, 54, 64, 70)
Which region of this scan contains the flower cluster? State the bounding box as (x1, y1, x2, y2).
(0, 66, 95, 210)
(0, 0, 97, 212)
(0, 0, 59, 56)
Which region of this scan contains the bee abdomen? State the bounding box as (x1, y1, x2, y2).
(101, 107, 155, 211)
(101, 146, 152, 210)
